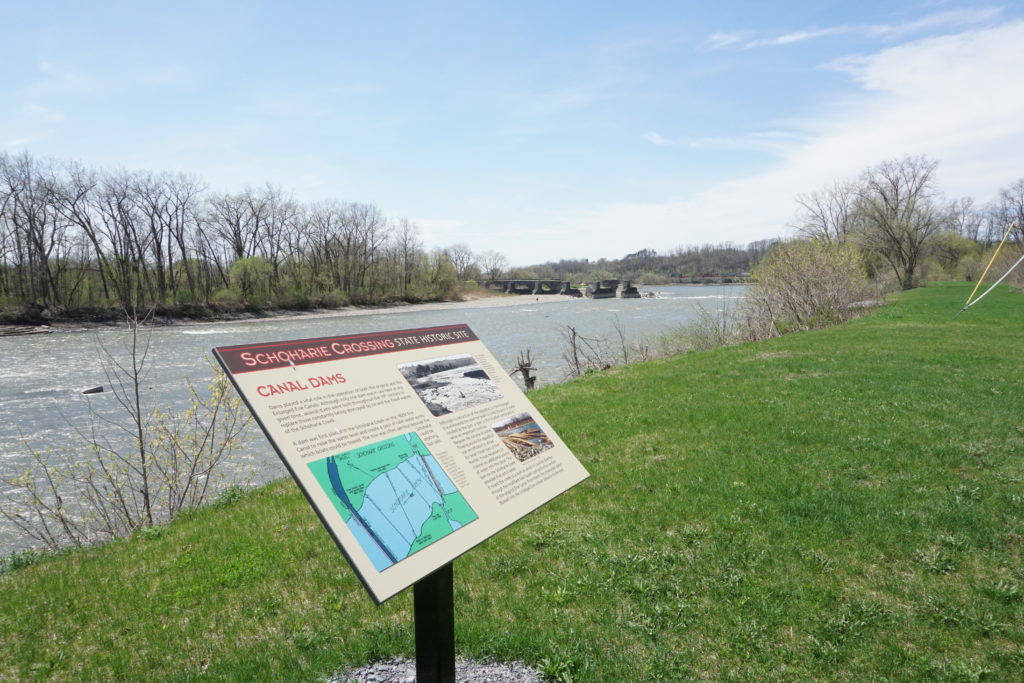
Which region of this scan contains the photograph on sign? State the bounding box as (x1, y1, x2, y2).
(213, 324, 589, 603)
(397, 354, 501, 416)
(492, 413, 554, 462)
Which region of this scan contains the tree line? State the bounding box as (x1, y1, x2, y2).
(738, 155, 1023, 343)
(793, 155, 1023, 289)
(4, 150, 1018, 324)
(514, 241, 776, 285)
(0, 152, 510, 321)
(520, 156, 1022, 291)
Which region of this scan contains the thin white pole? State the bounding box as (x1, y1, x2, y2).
(956, 251, 1024, 316)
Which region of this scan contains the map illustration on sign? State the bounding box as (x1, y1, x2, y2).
(308, 432, 478, 571)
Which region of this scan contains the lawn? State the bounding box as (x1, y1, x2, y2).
(2, 281, 1022, 681)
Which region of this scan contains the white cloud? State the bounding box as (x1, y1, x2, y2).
(866, 7, 1003, 39)
(700, 32, 745, 50)
(3, 136, 38, 150)
(0, 105, 66, 152)
(706, 6, 1004, 51)
(26, 104, 64, 123)
(643, 131, 674, 146)
(743, 27, 845, 49)
(513, 21, 1024, 262)
(643, 130, 804, 152)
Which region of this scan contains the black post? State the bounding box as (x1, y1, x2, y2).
(414, 562, 455, 683)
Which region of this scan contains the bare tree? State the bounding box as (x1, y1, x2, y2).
(343, 202, 389, 298)
(53, 162, 112, 302)
(248, 184, 296, 296)
(206, 190, 259, 261)
(393, 217, 422, 297)
(445, 242, 477, 281)
(164, 174, 207, 301)
(947, 196, 984, 242)
(988, 179, 1024, 243)
(0, 153, 73, 306)
(479, 250, 509, 280)
(795, 179, 860, 243)
(510, 349, 537, 390)
(95, 171, 154, 308)
(561, 325, 614, 379)
(854, 155, 947, 290)
(133, 171, 205, 303)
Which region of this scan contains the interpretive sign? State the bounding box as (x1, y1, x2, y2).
(213, 324, 589, 603)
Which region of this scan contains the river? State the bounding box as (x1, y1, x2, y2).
(0, 284, 745, 553)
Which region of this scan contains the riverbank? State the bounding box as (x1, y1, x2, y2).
(2, 282, 1022, 680)
(5, 291, 582, 332)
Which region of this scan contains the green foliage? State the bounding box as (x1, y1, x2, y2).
(932, 231, 982, 278)
(229, 256, 273, 305)
(635, 270, 672, 285)
(211, 287, 242, 305)
(319, 289, 351, 308)
(0, 548, 46, 574)
(211, 485, 249, 509)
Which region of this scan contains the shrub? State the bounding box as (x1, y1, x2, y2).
(741, 239, 878, 340)
(319, 290, 351, 308)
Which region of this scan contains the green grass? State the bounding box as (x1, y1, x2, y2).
(2, 281, 1022, 681)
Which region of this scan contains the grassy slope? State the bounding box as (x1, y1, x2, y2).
(2, 282, 1022, 681)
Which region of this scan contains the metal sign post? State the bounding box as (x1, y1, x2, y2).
(414, 562, 455, 683)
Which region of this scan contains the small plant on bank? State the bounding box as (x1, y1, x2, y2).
(0, 311, 252, 550)
(0, 548, 46, 574)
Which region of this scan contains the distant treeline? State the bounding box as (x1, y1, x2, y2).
(513, 242, 776, 285)
(517, 156, 1024, 290)
(0, 152, 508, 322)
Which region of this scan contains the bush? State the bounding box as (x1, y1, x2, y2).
(741, 239, 878, 341)
(319, 290, 351, 308)
(657, 303, 738, 356)
(992, 246, 1024, 289)
(211, 287, 242, 305)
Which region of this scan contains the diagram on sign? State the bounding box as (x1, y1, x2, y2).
(308, 432, 478, 571)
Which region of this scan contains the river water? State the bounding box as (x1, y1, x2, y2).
(0, 284, 744, 553)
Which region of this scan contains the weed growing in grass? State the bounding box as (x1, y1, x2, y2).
(211, 485, 249, 508)
(915, 546, 959, 574)
(135, 525, 165, 541)
(0, 548, 45, 574)
(537, 655, 575, 682)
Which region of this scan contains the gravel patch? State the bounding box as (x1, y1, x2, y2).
(329, 657, 543, 682)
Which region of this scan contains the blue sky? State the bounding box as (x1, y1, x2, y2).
(3, 2, 1023, 265)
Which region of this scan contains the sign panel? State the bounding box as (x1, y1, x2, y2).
(213, 324, 589, 603)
